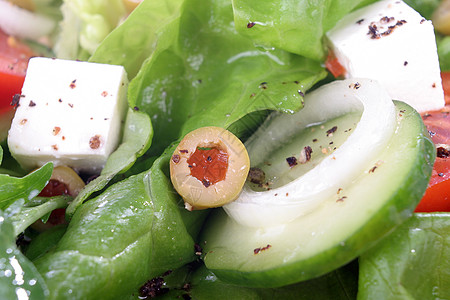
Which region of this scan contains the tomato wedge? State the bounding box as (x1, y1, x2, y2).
(325, 51, 346, 78)
(0, 29, 34, 114)
(416, 71, 450, 212)
(442, 71, 450, 104)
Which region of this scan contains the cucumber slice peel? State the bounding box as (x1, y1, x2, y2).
(200, 99, 435, 287)
(224, 79, 397, 227)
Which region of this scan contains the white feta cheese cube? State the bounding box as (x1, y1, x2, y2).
(8, 57, 128, 174)
(326, 0, 444, 113)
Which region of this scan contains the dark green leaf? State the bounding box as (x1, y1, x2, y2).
(0, 213, 49, 299)
(9, 196, 71, 236)
(358, 213, 450, 300)
(231, 0, 377, 60)
(127, 0, 326, 155)
(133, 261, 358, 300)
(89, 0, 185, 79)
(25, 224, 67, 261)
(0, 163, 53, 210)
(438, 35, 450, 71)
(34, 157, 199, 299)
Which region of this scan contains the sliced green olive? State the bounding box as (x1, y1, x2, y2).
(432, 0, 450, 35)
(170, 126, 250, 210)
(32, 166, 85, 231)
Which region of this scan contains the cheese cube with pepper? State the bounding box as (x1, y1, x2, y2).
(326, 0, 444, 113)
(8, 57, 128, 174)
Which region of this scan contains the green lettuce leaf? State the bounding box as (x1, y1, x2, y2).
(0, 163, 53, 210)
(8, 196, 71, 236)
(33, 158, 200, 300)
(438, 35, 450, 71)
(126, 0, 326, 156)
(127, 260, 358, 299)
(0, 211, 49, 300)
(231, 0, 377, 61)
(358, 213, 450, 299)
(89, 0, 185, 79)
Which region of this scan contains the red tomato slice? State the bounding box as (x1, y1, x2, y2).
(416, 71, 450, 212)
(325, 51, 346, 78)
(442, 71, 450, 105)
(0, 29, 34, 114)
(415, 158, 450, 212)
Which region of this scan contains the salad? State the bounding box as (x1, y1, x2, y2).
(0, 0, 449, 299)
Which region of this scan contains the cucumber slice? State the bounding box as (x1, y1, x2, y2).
(200, 100, 435, 288)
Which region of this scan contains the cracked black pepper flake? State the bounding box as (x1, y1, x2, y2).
(172, 154, 180, 164)
(202, 179, 211, 188)
(139, 277, 168, 299)
(53, 126, 61, 135)
(194, 244, 203, 256)
(254, 244, 271, 254)
(437, 146, 450, 158)
(247, 167, 266, 185)
(286, 156, 298, 167)
(89, 135, 101, 149)
(368, 18, 407, 39)
(29, 100, 36, 107)
(349, 82, 361, 89)
(326, 126, 338, 136)
(11, 94, 24, 108)
(247, 22, 255, 28)
(299, 146, 313, 164)
(337, 196, 347, 202)
(69, 79, 77, 89)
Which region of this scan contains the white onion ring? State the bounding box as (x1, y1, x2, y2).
(0, 0, 56, 40)
(223, 78, 397, 228)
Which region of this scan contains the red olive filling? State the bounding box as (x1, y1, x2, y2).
(38, 179, 70, 226)
(187, 146, 228, 187)
(38, 179, 70, 197)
